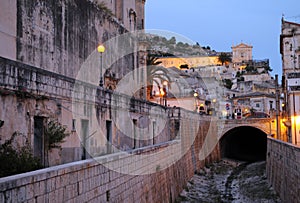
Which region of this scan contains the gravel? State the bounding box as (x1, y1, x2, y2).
(176, 160, 281, 203)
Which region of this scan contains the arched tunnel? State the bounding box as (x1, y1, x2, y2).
(220, 126, 267, 162)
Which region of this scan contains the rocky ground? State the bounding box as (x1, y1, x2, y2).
(176, 160, 281, 203)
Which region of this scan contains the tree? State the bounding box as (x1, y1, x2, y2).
(44, 119, 70, 166)
(218, 52, 232, 66)
(45, 120, 70, 149)
(168, 36, 176, 44)
(177, 42, 184, 47)
(223, 79, 233, 89)
(146, 55, 162, 66)
(146, 66, 171, 99)
(146, 54, 171, 99)
(245, 65, 257, 73)
(263, 66, 273, 72)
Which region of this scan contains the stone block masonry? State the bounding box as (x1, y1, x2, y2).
(266, 137, 300, 203)
(0, 123, 220, 202)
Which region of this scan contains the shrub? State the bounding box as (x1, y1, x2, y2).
(45, 120, 70, 149)
(0, 132, 43, 178)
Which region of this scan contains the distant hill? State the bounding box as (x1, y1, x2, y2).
(145, 34, 218, 57)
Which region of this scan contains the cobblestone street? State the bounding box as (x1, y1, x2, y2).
(177, 160, 281, 203)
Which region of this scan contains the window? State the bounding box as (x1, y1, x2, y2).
(72, 119, 76, 131)
(256, 103, 260, 108)
(269, 101, 273, 110)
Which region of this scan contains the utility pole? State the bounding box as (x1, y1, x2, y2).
(275, 75, 281, 140)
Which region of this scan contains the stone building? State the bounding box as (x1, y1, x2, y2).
(280, 18, 300, 145)
(232, 92, 279, 116)
(231, 43, 253, 65)
(0, 0, 146, 80)
(0, 0, 157, 166)
(158, 56, 222, 69)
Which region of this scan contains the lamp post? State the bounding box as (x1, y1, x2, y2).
(159, 87, 165, 106)
(97, 44, 105, 87)
(194, 92, 198, 112)
(212, 98, 216, 116)
(163, 81, 168, 107)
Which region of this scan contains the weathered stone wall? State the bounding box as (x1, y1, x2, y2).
(0, 0, 17, 61)
(0, 56, 175, 166)
(0, 115, 220, 202)
(266, 137, 300, 203)
(16, 0, 135, 79)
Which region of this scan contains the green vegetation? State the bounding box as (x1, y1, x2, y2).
(245, 65, 258, 73)
(244, 65, 272, 74)
(146, 34, 208, 56)
(262, 65, 273, 73)
(223, 79, 233, 89)
(0, 132, 43, 178)
(96, 2, 114, 17)
(236, 71, 245, 82)
(146, 55, 171, 98)
(45, 119, 70, 149)
(0, 120, 70, 177)
(218, 52, 232, 66)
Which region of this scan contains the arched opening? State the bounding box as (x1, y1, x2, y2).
(220, 126, 267, 161)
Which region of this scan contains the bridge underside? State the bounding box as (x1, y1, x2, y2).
(220, 126, 267, 162)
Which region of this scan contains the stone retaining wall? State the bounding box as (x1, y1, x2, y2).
(0, 118, 220, 202)
(266, 137, 300, 203)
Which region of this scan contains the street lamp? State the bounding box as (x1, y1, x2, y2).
(97, 44, 105, 87)
(194, 92, 198, 111)
(159, 87, 165, 105)
(163, 81, 168, 106)
(212, 98, 217, 116)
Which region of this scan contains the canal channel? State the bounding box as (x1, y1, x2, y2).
(176, 160, 281, 203)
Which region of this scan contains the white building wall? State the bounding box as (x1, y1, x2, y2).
(289, 93, 300, 145)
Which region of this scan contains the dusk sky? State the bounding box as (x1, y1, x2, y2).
(145, 0, 300, 77)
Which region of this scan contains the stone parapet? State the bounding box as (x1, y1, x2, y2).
(266, 137, 300, 203)
(0, 125, 220, 202)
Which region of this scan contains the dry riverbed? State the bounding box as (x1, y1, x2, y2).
(176, 160, 281, 203)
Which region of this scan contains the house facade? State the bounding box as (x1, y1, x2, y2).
(280, 18, 300, 145)
(0, 0, 153, 166)
(232, 43, 253, 64)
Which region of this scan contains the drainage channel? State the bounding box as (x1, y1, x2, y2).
(176, 160, 281, 203)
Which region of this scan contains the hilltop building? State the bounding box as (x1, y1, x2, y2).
(231, 43, 253, 69)
(158, 56, 222, 69)
(152, 40, 276, 118)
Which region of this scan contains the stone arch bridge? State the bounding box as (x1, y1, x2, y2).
(217, 118, 276, 161)
(220, 118, 276, 137)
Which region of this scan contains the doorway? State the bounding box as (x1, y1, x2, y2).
(106, 120, 112, 154)
(34, 116, 45, 165)
(81, 120, 89, 160)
